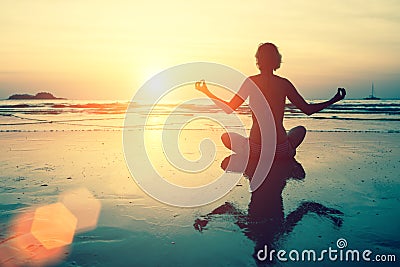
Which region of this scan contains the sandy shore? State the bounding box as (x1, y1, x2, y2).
(0, 130, 399, 266)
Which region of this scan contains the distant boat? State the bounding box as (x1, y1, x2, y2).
(363, 82, 380, 100)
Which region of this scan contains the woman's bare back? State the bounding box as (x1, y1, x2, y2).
(249, 74, 290, 145)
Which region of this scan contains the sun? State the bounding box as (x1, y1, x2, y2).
(140, 65, 164, 82)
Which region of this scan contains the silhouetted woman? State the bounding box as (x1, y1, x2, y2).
(196, 43, 346, 160)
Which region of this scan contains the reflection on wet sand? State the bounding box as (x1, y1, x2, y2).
(194, 158, 343, 264)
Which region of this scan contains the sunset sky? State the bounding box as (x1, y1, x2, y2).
(1, 0, 399, 100)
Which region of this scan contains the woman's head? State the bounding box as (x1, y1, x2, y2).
(255, 43, 282, 72)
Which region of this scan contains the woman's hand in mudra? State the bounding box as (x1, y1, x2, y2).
(195, 80, 210, 94)
(332, 88, 346, 102)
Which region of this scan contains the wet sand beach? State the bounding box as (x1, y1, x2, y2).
(0, 130, 399, 266)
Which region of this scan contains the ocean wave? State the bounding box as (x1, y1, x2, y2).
(285, 103, 400, 115)
(310, 117, 400, 121)
(1, 99, 400, 132)
(2, 100, 400, 115)
(0, 102, 129, 115)
(1, 129, 398, 134)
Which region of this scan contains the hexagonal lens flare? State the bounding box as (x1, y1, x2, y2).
(1, 209, 69, 266)
(31, 202, 77, 249)
(60, 187, 101, 233)
(1, 187, 101, 266)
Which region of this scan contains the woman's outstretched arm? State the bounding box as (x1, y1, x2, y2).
(286, 79, 346, 116)
(195, 80, 248, 114)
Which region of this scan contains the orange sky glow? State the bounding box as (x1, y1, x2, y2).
(1, 0, 399, 100)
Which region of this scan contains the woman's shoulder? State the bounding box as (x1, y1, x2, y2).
(273, 74, 291, 83)
(248, 74, 260, 82)
(249, 73, 291, 85)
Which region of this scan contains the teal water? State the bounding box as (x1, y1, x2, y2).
(0, 99, 399, 133)
(0, 98, 399, 266)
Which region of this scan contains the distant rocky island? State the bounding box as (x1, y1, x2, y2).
(8, 92, 66, 100)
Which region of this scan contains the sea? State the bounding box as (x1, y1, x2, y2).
(1, 99, 399, 267)
(0, 99, 399, 133)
